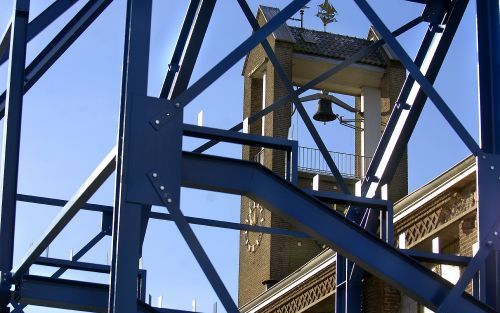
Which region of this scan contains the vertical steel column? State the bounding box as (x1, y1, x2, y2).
(0, 0, 30, 311)
(139, 0, 217, 261)
(476, 0, 500, 309)
(108, 1, 152, 312)
(335, 256, 346, 312)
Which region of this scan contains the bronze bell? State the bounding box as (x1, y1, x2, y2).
(313, 98, 337, 122)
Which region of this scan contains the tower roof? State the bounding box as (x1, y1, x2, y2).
(289, 26, 387, 67)
(258, 5, 387, 67)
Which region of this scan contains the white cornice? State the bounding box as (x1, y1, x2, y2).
(240, 249, 336, 313)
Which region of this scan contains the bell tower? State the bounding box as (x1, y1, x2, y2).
(238, 6, 407, 307)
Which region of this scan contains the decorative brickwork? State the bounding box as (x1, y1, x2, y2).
(395, 184, 476, 249)
(257, 264, 335, 313)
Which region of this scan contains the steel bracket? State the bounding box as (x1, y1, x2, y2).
(0, 271, 11, 308)
(421, 0, 446, 26)
(100, 211, 112, 235)
(126, 95, 182, 207)
(168, 63, 180, 73)
(477, 153, 500, 247)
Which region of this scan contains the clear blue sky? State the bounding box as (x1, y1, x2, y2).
(0, 0, 480, 312)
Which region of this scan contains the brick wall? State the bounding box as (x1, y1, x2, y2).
(239, 12, 297, 305)
(362, 275, 401, 313)
(239, 14, 271, 304)
(459, 210, 477, 294)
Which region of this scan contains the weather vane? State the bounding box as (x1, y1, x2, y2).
(316, 0, 338, 31)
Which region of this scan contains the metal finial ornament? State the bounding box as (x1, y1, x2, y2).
(289, 5, 309, 28)
(316, 0, 338, 31)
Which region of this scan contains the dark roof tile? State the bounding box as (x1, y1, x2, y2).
(289, 26, 387, 67)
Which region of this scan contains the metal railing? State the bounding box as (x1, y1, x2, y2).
(297, 146, 371, 179)
(253, 146, 371, 179)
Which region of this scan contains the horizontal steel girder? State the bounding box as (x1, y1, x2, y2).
(15, 275, 186, 313)
(180, 152, 493, 313)
(11, 151, 491, 312)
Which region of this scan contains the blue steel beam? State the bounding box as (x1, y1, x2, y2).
(191, 16, 422, 154)
(159, 0, 201, 98)
(11, 148, 116, 282)
(108, 0, 152, 312)
(476, 0, 500, 308)
(358, 0, 469, 202)
(305, 190, 387, 210)
(0, 0, 30, 310)
(17, 193, 112, 214)
(347, 0, 470, 287)
(170, 0, 309, 110)
(160, 0, 217, 103)
(11, 230, 106, 313)
(184, 124, 296, 151)
(352, 0, 481, 156)
(438, 212, 500, 311)
(0, 0, 113, 119)
(51, 231, 107, 278)
(0, 0, 80, 65)
(35, 257, 110, 274)
(437, 227, 499, 313)
(15, 275, 197, 313)
(150, 0, 309, 129)
(236, 0, 350, 194)
(149, 174, 239, 313)
(17, 193, 309, 238)
(180, 152, 493, 313)
(0, 22, 10, 61)
(139, 0, 216, 259)
(400, 249, 472, 266)
(16, 275, 111, 313)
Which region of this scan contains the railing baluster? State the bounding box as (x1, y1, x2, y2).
(297, 146, 369, 179)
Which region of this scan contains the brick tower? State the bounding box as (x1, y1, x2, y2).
(238, 6, 407, 307)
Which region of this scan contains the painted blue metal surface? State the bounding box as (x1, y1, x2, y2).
(180, 152, 493, 312)
(17, 193, 309, 238)
(11, 148, 116, 281)
(476, 0, 500, 308)
(160, 0, 202, 98)
(0, 0, 79, 65)
(353, 0, 481, 156)
(149, 173, 239, 313)
(108, 0, 153, 311)
(0, 1, 30, 309)
(0, 0, 113, 119)
(0, 0, 498, 312)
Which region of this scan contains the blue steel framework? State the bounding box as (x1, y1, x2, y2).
(0, 0, 498, 312)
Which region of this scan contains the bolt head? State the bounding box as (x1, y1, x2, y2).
(490, 165, 495, 170)
(167, 198, 172, 203)
(487, 240, 493, 247)
(494, 231, 499, 236)
(152, 173, 158, 178)
(155, 120, 160, 125)
(160, 185, 165, 191)
(482, 155, 487, 159)
(175, 102, 180, 108)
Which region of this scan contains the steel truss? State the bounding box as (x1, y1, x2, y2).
(0, 0, 498, 312)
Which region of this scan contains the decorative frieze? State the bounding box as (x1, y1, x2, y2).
(395, 186, 476, 248)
